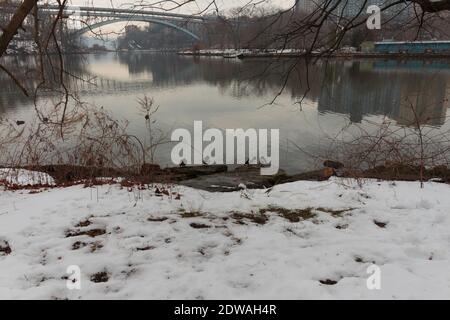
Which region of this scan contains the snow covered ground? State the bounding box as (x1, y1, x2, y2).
(1, 173, 450, 300)
(0, 169, 55, 187)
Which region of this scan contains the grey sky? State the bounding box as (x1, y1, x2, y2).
(65, 0, 295, 37)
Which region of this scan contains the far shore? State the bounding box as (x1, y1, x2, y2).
(5, 49, 450, 60)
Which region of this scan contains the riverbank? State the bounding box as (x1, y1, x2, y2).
(1, 171, 449, 299)
(2, 163, 449, 192)
(177, 49, 450, 60)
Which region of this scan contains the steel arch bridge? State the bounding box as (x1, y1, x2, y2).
(74, 16, 201, 41)
(42, 5, 208, 42)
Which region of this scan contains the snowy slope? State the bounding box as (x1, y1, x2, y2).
(0, 177, 449, 299)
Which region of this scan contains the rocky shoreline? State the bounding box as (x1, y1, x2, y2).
(2, 163, 448, 192)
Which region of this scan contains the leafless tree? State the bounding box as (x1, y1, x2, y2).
(1, 0, 450, 182)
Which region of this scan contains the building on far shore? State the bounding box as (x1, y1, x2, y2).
(295, 0, 413, 22)
(374, 41, 450, 54)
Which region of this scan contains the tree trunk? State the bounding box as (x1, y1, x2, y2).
(0, 0, 38, 58)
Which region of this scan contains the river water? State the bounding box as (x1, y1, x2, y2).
(1, 52, 450, 173)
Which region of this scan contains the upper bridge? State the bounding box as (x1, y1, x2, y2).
(42, 5, 210, 41)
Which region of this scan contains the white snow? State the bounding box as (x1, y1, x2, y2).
(0, 176, 450, 300)
(0, 169, 55, 186)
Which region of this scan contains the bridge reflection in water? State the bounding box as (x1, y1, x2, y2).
(1, 53, 450, 173)
(1, 53, 449, 129)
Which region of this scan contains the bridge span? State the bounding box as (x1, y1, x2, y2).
(2, 5, 210, 41)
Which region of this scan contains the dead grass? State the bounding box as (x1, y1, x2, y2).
(231, 212, 269, 225)
(260, 206, 316, 223)
(72, 240, 103, 252)
(180, 211, 205, 218)
(190, 223, 212, 229)
(71, 241, 87, 250)
(75, 219, 92, 228)
(66, 228, 106, 238)
(90, 271, 109, 283)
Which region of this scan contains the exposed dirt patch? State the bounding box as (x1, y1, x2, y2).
(319, 279, 338, 285)
(0, 240, 12, 255)
(180, 211, 205, 218)
(72, 241, 103, 252)
(90, 271, 109, 283)
(136, 246, 155, 251)
(147, 217, 168, 222)
(190, 223, 212, 229)
(90, 242, 104, 252)
(72, 241, 87, 250)
(354, 256, 376, 264)
(231, 212, 268, 225)
(66, 228, 106, 238)
(75, 220, 92, 228)
(374, 220, 388, 228)
(260, 206, 316, 223)
(28, 190, 44, 194)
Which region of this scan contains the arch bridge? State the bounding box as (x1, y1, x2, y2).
(42, 5, 210, 41)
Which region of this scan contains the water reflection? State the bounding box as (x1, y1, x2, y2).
(2, 53, 449, 127)
(318, 60, 450, 126)
(1, 53, 449, 172)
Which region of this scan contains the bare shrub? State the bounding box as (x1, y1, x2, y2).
(319, 102, 450, 186)
(0, 103, 143, 179)
(137, 95, 170, 165)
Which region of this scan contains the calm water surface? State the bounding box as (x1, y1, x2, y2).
(1, 52, 450, 173)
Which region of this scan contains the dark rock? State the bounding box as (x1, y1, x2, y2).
(166, 165, 228, 180)
(323, 160, 344, 170)
(320, 279, 338, 285)
(374, 220, 388, 228)
(0, 240, 12, 255)
(180, 168, 287, 192)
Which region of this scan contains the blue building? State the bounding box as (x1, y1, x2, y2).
(374, 41, 450, 54)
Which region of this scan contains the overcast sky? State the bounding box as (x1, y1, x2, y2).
(63, 0, 295, 37)
(68, 0, 294, 14)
